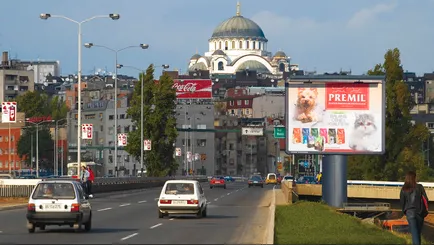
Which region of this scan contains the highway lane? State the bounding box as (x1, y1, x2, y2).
(0, 181, 272, 244)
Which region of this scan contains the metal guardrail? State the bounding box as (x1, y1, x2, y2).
(341, 202, 391, 211)
(0, 176, 208, 198)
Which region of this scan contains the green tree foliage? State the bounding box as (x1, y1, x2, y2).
(125, 64, 178, 176)
(15, 91, 68, 168)
(348, 48, 431, 181)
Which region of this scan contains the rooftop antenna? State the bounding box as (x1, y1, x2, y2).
(236, 1, 241, 16)
(196, 48, 198, 54)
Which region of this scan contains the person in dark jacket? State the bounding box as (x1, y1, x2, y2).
(400, 171, 429, 245)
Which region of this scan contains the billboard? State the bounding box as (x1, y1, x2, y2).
(82, 124, 93, 140)
(285, 78, 385, 155)
(118, 133, 127, 147)
(172, 79, 212, 99)
(2, 102, 17, 123)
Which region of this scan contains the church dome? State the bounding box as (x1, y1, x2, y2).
(210, 3, 267, 41)
(273, 51, 287, 58)
(236, 60, 271, 73)
(190, 54, 201, 60)
(212, 50, 226, 56)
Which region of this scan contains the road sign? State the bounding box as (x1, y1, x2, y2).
(82, 124, 93, 140)
(241, 127, 263, 136)
(274, 126, 285, 138)
(175, 148, 182, 156)
(1, 102, 17, 123)
(187, 151, 192, 162)
(200, 154, 207, 161)
(144, 139, 152, 151)
(117, 133, 127, 146)
(194, 153, 200, 161)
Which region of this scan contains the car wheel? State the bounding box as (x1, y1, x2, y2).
(202, 207, 207, 218)
(84, 214, 92, 232)
(223, 185, 226, 189)
(27, 223, 35, 233)
(158, 210, 164, 219)
(39, 225, 46, 231)
(210, 186, 213, 189)
(196, 208, 203, 218)
(261, 185, 264, 188)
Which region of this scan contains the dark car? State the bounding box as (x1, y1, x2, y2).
(224, 176, 235, 182)
(248, 175, 264, 188)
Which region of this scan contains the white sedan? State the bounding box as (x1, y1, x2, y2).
(157, 180, 208, 218)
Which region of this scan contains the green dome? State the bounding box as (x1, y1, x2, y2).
(211, 15, 267, 41)
(236, 60, 271, 73)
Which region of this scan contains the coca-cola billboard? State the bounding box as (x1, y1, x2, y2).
(172, 79, 212, 99)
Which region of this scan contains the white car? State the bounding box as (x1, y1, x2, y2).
(26, 180, 92, 233)
(157, 180, 207, 218)
(281, 175, 294, 183)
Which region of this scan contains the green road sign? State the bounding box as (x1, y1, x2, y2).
(274, 126, 286, 138)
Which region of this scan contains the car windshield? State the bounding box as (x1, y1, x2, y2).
(214, 176, 224, 180)
(268, 175, 276, 180)
(284, 176, 293, 180)
(165, 183, 195, 195)
(250, 176, 262, 181)
(32, 183, 76, 199)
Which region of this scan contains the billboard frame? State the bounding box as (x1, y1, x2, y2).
(284, 75, 386, 155)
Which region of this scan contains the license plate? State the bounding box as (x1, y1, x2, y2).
(44, 204, 61, 210)
(172, 201, 186, 205)
(254, 181, 258, 183)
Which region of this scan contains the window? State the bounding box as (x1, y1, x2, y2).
(229, 143, 234, 150)
(197, 139, 206, 147)
(4, 160, 8, 167)
(85, 114, 95, 119)
(100, 125, 103, 132)
(120, 114, 125, 119)
(237, 100, 242, 106)
(0, 161, 2, 168)
(279, 63, 285, 72)
(224, 41, 228, 50)
(258, 42, 261, 50)
(109, 115, 114, 120)
(245, 109, 251, 115)
(253, 41, 256, 49)
(5, 136, 8, 142)
(108, 127, 114, 135)
(165, 183, 194, 195)
(230, 109, 235, 115)
(231, 41, 235, 49)
(182, 124, 191, 129)
(10, 148, 14, 154)
(239, 41, 243, 49)
(11, 135, 14, 142)
(244, 100, 249, 105)
(32, 183, 76, 199)
(182, 139, 191, 147)
(219, 41, 222, 50)
(229, 101, 234, 106)
(0, 136, 2, 142)
(124, 126, 130, 133)
(117, 126, 121, 134)
(246, 41, 250, 49)
(218, 61, 224, 71)
(0, 149, 3, 155)
(199, 184, 204, 194)
(197, 124, 206, 129)
(214, 42, 217, 50)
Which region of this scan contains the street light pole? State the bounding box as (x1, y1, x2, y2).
(26, 119, 54, 177)
(84, 43, 149, 177)
(116, 64, 169, 176)
(39, 12, 119, 180)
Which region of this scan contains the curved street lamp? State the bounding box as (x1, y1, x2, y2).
(84, 43, 149, 176)
(39, 13, 119, 179)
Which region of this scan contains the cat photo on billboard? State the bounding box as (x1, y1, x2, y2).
(348, 113, 378, 151)
(294, 87, 325, 124)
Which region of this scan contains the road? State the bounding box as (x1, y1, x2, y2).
(0, 181, 273, 244)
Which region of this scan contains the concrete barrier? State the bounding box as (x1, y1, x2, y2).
(280, 181, 298, 204)
(0, 176, 208, 197)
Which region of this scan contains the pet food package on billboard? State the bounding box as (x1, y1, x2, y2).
(285, 81, 384, 154)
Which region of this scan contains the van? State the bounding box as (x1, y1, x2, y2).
(265, 173, 277, 185)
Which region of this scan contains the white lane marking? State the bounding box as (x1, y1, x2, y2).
(150, 223, 162, 229)
(169, 218, 175, 220)
(138, 200, 147, 203)
(227, 193, 231, 196)
(207, 202, 212, 204)
(97, 207, 112, 212)
(121, 232, 138, 241)
(119, 203, 131, 207)
(220, 195, 225, 198)
(214, 198, 218, 201)
(0, 231, 2, 233)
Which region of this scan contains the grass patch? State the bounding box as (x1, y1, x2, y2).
(275, 201, 406, 244)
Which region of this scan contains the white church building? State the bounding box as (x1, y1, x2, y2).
(188, 2, 299, 76)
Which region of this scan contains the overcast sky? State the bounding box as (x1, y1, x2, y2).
(1, 0, 433, 77)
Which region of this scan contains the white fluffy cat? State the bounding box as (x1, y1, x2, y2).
(348, 113, 378, 151)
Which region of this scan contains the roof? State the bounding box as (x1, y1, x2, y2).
(211, 15, 267, 41)
(190, 54, 201, 60)
(236, 60, 271, 73)
(274, 51, 287, 58)
(212, 50, 226, 56)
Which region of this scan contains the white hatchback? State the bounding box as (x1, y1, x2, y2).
(26, 180, 92, 233)
(157, 180, 207, 218)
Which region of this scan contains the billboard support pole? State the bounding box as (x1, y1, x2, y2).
(322, 154, 347, 208)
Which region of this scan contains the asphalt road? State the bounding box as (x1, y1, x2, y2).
(0, 181, 273, 244)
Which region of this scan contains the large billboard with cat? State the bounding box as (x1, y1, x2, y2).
(285, 77, 385, 155)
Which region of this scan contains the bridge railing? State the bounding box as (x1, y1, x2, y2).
(0, 176, 208, 198)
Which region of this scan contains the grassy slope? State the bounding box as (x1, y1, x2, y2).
(275, 202, 406, 244)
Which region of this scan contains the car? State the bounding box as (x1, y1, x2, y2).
(210, 176, 226, 189)
(248, 175, 264, 188)
(281, 175, 294, 183)
(26, 179, 92, 233)
(265, 173, 278, 185)
(296, 176, 317, 184)
(224, 176, 235, 182)
(157, 180, 207, 218)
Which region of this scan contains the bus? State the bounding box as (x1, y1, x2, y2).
(67, 162, 103, 179)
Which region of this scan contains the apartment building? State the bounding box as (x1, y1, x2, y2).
(0, 52, 34, 103)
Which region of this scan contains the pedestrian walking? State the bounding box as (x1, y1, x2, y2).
(400, 171, 429, 245)
(87, 166, 95, 198)
(81, 165, 90, 195)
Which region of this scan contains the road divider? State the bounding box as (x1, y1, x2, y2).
(0, 176, 208, 197)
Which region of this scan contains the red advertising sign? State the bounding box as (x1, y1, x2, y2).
(325, 83, 369, 110)
(172, 79, 212, 99)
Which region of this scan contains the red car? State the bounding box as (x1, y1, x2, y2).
(210, 176, 226, 189)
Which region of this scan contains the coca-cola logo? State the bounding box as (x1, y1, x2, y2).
(173, 82, 197, 93)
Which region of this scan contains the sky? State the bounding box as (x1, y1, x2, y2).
(1, 0, 434, 77)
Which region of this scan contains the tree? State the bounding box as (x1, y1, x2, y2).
(125, 64, 178, 176)
(348, 48, 431, 181)
(15, 91, 68, 169)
